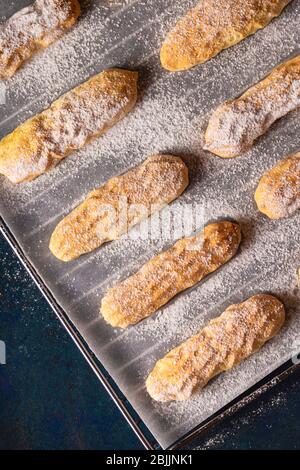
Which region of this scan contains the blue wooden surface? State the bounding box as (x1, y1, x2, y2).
(0, 234, 300, 450)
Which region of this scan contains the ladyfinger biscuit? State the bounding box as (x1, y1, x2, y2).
(0, 68, 138, 183)
(101, 221, 241, 328)
(50, 155, 189, 262)
(146, 294, 285, 402)
(160, 0, 290, 72)
(255, 152, 300, 219)
(0, 0, 81, 80)
(204, 54, 300, 157)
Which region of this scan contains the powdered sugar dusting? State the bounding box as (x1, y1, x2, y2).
(0, 0, 299, 449)
(161, 0, 292, 71)
(0, 0, 80, 79)
(205, 56, 300, 157)
(255, 152, 300, 218)
(0, 68, 137, 183)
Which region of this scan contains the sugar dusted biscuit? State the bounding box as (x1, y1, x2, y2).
(101, 221, 241, 328)
(146, 295, 285, 402)
(204, 55, 300, 157)
(255, 152, 300, 219)
(50, 155, 189, 261)
(160, 0, 291, 72)
(0, 69, 138, 183)
(0, 0, 81, 80)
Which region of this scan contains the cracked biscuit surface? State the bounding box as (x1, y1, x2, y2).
(50, 155, 189, 262)
(0, 68, 138, 183)
(0, 0, 81, 80)
(146, 295, 285, 402)
(204, 54, 300, 157)
(160, 0, 291, 72)
(101, 221, 241, 328)
(255, 152, 300, 219)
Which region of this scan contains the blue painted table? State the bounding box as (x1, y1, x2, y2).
(0, 234, 299, 450)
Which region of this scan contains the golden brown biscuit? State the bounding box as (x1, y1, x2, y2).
(254, 152, 300, 219)
(0, 0, 81, 80)
(160, 0, 291, 72)
(101, 221, 241, 328)
(50, 155, 189, 262)
(204, 55, 300, 158)
(0, 68, 138, 183)
(146, 294, 285, 402)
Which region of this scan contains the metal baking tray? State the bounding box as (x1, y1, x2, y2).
(0, 0, 299, 450)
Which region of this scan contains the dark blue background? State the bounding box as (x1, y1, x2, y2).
(0, 234, 300, 450)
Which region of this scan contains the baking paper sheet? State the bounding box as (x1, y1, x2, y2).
(0, 0, 299, 448)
